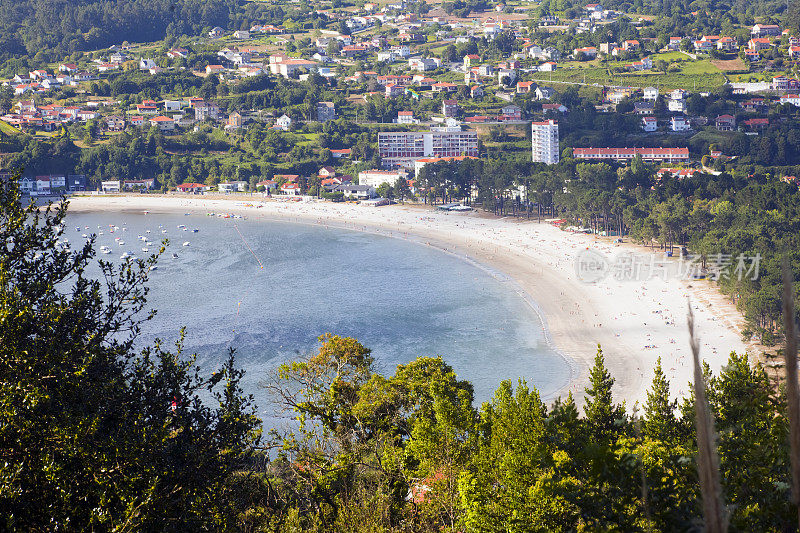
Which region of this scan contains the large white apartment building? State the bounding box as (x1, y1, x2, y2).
(378, 131, 479, 168)
(531, 120, 559, 165)
(358, 169, 407, 188)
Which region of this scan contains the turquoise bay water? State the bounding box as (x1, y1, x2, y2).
(68, 211, 571, 415)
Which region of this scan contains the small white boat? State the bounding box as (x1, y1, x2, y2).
(171, 253, 178, 259)
(98, 231, 104, 235)
(161, 230, 167, 234)
(118, 240, 125, 245)
(182, 241, 190, 247)
(142, 248, 149, 252)
(82, 234, 88, 238)
(149, 265, 158, 271)
(120, 252, 130, 260)
(146, 230, 151, 234)
(191, 229, 198, 233)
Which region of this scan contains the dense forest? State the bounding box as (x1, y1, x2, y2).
(2, 180, 800, 531)
(0, 0, 237, 60)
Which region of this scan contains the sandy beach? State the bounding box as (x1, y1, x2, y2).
(68, 193, 750, 407)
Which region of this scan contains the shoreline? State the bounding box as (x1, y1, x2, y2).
(67, 193, 749, 407)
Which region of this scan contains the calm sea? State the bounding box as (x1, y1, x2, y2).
(67, 211, 571, 417)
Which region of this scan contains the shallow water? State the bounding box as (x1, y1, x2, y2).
(67, 210, 571, 416)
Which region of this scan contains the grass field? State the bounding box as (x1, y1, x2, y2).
(0, 120, 19, 135)
(530, 63, 726, 91)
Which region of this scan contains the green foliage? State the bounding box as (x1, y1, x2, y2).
(0, 177, 260, 529)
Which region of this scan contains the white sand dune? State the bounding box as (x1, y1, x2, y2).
(68, 194, 750, 407)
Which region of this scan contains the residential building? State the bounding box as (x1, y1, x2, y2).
(275, 114, 292, 130)
(209, 27, 225, 38)
(622, 39, 640, 51)
(408, 57, 438, 71)
(670, 115, 691, 132)
(316, 101, 336, 122)
(105, 115, 125, 131)
(194, 102, 220, 121)
(743, 118, 769, 130)
(748, 38, 772, 51)
(773, 76, 789, 91)
(643, 87, 659, 100)
(218, 181, 248, 193)
(634, 102, 654, 115)
(535, 86, 555, 100)
(176, 182, 209, 193)
(233, 30, 251, 39)
(668, 99, 686, 112)
(101, 180, 121, 193)
(780, 94, 800, 107)
(574, 46, 598, 58)
(501, 104, 522, 120)
(516, 80, 536, 93)
(641, 116, 657, 132)
(442, 99, 459, 117)
(396, 111, 417, 124)
(573, 147, 690, 163)
(149, 116, 175, 131)
(717, 37, 737, 51)
(337, 184, 375, 200)
(715, 114, 736, 131)
(227, 111, 243, 129)
(377, 130, 479, 168)
(123, 179, 155, 190)
(531, 120, 559, 165)
(358, 169, 407, 188)
(752, 24, 781, 37)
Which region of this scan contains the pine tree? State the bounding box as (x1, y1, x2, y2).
(643, 357, 678, 443)
(584, 345, 626, 443)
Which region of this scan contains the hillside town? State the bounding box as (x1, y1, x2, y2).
(3, 1, 800, 200)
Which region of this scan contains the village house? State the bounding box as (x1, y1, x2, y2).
(226, 111, 243, 129)
(176, 182, 210, 193)
(396, 111, 417, 124)
(622, 40, 640, 51)
(670, 115, 691, 132)
(642, 116, 657, 132)
(574, 46, 598, 59)
(316, 101, 336, 122)
(275, 114, 292, 131)
(752, 24, 781, 37)
(501, 104, 522, 120)
(105, 115, 125, 131)
(149, 116, 175, 132)
(218, 181, 248, 193)
(442, 99, 459, 117)
(715, 114, 736, 131)
(643, 87, 659, 100)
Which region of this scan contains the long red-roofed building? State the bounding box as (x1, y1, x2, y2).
(573, 147, 689, 163)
